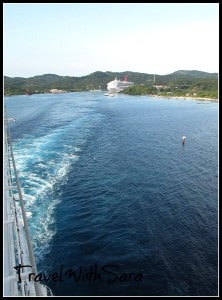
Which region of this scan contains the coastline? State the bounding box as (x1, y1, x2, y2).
(152, 95, 218, 102)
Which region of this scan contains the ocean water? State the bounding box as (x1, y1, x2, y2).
(5, 92, 218, 296)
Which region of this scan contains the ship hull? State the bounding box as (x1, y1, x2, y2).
(107, 78, 134, 93)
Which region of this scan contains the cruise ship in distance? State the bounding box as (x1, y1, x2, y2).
(107, 76, 134, 93)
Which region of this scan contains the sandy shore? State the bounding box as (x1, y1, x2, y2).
(152, 95, 218, 102)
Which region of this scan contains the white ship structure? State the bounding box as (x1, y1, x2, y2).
(4, 110, 53, 296)
(107, 76, 134, 93)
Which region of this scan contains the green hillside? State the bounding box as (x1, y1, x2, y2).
(4, 70, 218, 99)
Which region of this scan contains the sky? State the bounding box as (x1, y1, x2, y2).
(3, 3, 219, 78)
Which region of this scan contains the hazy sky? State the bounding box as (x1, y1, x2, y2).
(3, 3, 219, 78)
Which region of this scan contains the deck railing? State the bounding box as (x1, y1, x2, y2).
(4, 110, 53, 296)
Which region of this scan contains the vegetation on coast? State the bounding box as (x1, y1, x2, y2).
(122, 71, 218, 99)
(4, 70, 218, 100)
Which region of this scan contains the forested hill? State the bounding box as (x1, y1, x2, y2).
(4, 70, 218, 98)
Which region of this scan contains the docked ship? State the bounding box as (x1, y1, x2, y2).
(3, 110, 53, 296)
(107, 76, 134, 93)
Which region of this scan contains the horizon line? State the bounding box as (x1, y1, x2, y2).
(3, 69, 219, 79)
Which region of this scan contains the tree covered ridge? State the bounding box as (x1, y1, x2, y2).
(4, 70, 218, 99)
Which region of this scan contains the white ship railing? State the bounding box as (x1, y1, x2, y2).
(4, 111, 53, 296)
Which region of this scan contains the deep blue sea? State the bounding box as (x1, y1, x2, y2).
(5, 92, 218, 296)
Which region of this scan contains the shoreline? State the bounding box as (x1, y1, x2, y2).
(5, 92, 219, 102)
(152, 95, 218, 102)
